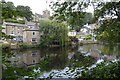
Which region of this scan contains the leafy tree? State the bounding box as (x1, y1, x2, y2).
(1, 1, 16, 19)
(16, 5, 33, 21)
(39, 20, 69, 47)
(77, 61, 120, 79)
(94, 1, 120, 43)
(50, 1, 93, 31)
(1, 1, 33, 21)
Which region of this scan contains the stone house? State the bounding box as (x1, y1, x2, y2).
(9, 50, 41, 66)
(2, 22, 25, 42)
(23, 22, 40, 44)
(2, 21, 40, 45)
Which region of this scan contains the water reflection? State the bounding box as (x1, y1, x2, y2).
(78, 44, 120, 60)
(2, 44, 120, 78)
(8, 50, 41, 67)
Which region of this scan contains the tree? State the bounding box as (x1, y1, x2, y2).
(77, 61, 120, 79)
(50, 1, 93, 31)
(1, 1, 33, 21)
(94, 1, 120, 43)
(16, 5, 33, 21)
(39, 20, 68, 47)
(1, 1, 16, 19)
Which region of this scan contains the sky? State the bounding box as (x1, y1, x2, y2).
(5, 0, 94, 15)
(5, 0, 55, 15)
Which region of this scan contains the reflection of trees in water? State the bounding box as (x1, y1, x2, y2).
(69, 53, 96, 67)
(2, 44, 120, 79)
(39, 47, 69, 71)
(78, 44, 120, 60)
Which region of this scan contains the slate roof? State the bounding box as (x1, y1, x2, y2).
(26, 21, 36, 26)
(4, 22, 25, 27)
(24, 27, 39, 31)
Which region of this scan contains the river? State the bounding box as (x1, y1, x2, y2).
(2, 44, 120, 79)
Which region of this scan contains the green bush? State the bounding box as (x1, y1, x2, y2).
(19, 43, 39, 49)
(2, 43, 10, 50)
(77, 61, 120, 79)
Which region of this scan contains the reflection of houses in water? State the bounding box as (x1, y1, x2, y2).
(102, 55, 118, 60)
(68, 52, 75, 59)
(15, 50, 41, 66)
(77, 44, 119, 60)
(78, 45, 103, 59)
(88, 50, 102, 60)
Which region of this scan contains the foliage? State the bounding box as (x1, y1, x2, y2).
(39, 20, 69, 47)
(94, 1, 120, 22)
(69, 54, 95, 67)
(2, 50, 40, 79)
(2, 45, 120, 79)
(1, 1, 16, 19)
(19, 43, 40, 49)
(77, 61, 120, 79)
(85, 34, 92, 40)
(99, 44, 119, 55)
(94, 1, 120, 43)
(50, 1, 93, 31)
(16, 5, 33, 21)
(2, 47, 69, 79)
(1, 1, 33, 21)
(1, 43, 10, 51)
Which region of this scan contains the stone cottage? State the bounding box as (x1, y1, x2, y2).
(2, 21, 40, 45)
(23, 22, 40, 44)
(2, 22, 25, 42)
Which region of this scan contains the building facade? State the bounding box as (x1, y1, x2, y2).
(2, 22, 25, 42)
(2, 21, 41, 45)
(23, 21, 40, 44)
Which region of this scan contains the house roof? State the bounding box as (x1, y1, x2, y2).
(4, 22, 25, 27)
(24, 27, 39, 31)
(27, 21, 36, 26)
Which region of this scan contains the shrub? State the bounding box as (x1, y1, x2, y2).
(2, 43, 10, 50)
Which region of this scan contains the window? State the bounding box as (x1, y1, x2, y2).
(32, 60, 35, 63)
(33, 32, 35, 35)
(32, 38, 36, 42)
(31, 51, 37, 56)
(11, 31, 13, 34)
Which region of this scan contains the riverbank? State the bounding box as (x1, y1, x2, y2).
(1, 40, 120, 51)
(1, 43, 40, 51)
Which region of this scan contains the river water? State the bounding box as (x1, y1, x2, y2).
(2, 44, 120, 79)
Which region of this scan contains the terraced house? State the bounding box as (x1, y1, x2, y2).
(2, 10, 50, 45)
(2, 21, 40, 45)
